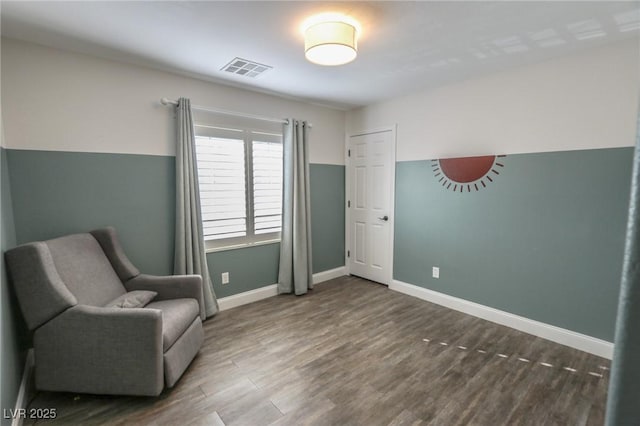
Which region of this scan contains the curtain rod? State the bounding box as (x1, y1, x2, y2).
(160, 98, 312, 127)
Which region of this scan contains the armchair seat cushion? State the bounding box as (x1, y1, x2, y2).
(146, 299, 200, 351)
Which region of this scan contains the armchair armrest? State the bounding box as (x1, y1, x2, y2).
(125, 274, 205, 320)
(34, 305, 163, 396)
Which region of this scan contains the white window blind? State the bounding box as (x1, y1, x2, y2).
(194, 125, 283, 250)
(195, 136, 247, 241)
(252, 140, 283, 235)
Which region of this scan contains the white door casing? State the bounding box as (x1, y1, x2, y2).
(346, 128, 396, 285)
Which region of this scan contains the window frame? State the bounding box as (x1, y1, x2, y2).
(194, 124, 283, 252)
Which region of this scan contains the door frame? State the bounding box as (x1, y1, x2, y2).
(344, 125, 397, 285)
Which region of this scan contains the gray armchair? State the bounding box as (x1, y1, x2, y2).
(5, 227, 204, 396)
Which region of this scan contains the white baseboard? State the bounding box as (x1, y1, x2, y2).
(217, 266, 347, 311)
(313, 266, 347, 284)
(11, 349, 34, 426)
(218, 284, 278, 311)
(390, 280, 614, 359)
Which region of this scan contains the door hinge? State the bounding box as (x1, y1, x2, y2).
(348, 200, 351, 208)
(347, 250, 350, 258)
(348, 149, 351, 157)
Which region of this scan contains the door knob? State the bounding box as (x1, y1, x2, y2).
(378, 215, 389, 221)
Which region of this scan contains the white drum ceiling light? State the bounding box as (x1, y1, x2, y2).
(302, 13, 361, 66)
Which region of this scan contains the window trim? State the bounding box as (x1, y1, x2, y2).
(204, 238, 280, 253)
(195, 124, 283, 252)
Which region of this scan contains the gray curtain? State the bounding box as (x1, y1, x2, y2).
(174, 97, 218, 317)
(605, 98, 640, 424)
(278, 119, 313, 295)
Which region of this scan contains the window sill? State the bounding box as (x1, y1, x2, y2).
(205, 238, 281, 254)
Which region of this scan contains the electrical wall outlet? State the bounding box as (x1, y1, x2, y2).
(432, 267, 440, 279)
(221, 272, 230, 285)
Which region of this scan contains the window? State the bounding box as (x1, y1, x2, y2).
(195, 125, 283, 250)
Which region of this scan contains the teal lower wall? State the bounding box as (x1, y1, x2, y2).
(207, 243, 280, 299)
(310, 164, 345, 272)
(1, 148, 27, 423)
(6, 150, 345, 301)
(8, 150, 176, 275)
(4, 145, 630, 355)
(395, 147, 633, 341)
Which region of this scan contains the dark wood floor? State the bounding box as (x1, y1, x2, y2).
(26, 276, 610, 425)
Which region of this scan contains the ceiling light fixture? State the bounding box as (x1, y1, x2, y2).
(302, 13, 360, 66)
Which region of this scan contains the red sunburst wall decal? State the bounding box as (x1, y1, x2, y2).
(431, 155, 506, 192)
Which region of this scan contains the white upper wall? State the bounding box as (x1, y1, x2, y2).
(1, 38, 346, 165)
(347, 40, 640, 161)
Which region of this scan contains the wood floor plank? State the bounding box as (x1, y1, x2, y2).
(24, 276, 610, 425)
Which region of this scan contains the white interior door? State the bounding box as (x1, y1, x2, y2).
(347, 129, 395, 285)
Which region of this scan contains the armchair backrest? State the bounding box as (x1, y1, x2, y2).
(46, 233, 126, 306)
(5, 230, 132, 330)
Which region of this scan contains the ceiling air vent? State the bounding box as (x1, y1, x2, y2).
(221, 58, 272, 78)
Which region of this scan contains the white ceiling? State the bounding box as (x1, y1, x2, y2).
(2, 1, 639, 110)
